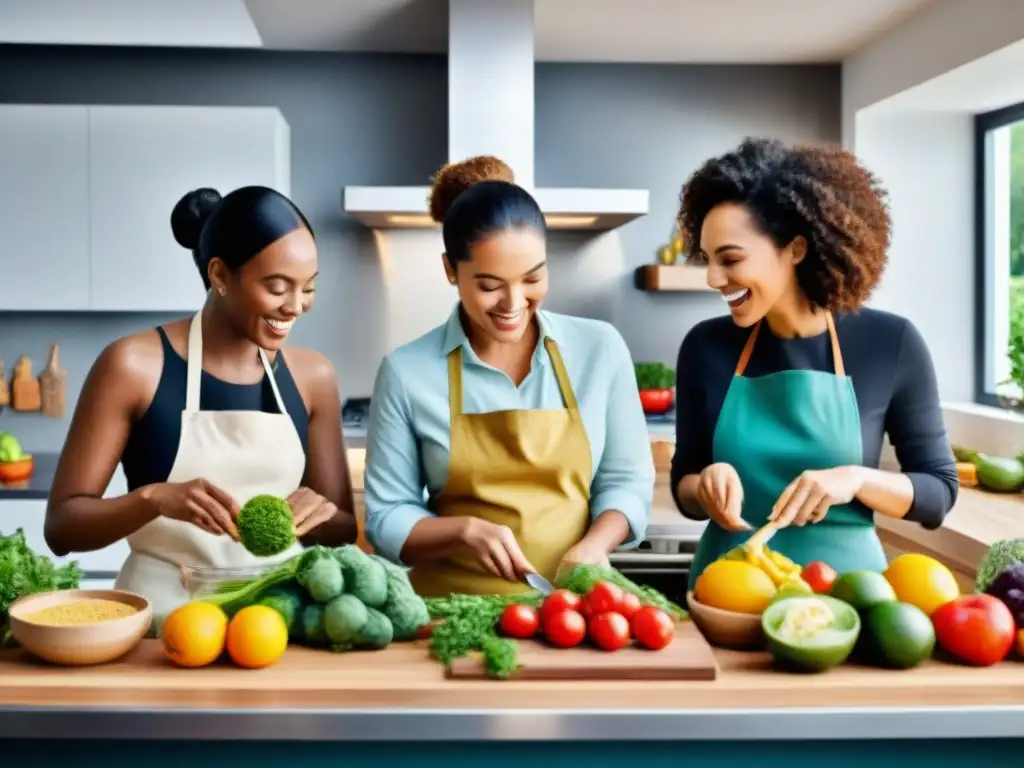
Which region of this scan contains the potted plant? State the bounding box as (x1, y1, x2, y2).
(634, 362, 675, 415)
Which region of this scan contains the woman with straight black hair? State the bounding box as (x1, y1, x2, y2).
(46, 185, 357, 626)
(363, 156, 654, 597)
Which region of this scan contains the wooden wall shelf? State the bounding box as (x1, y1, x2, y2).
(635, 264, 715, 293)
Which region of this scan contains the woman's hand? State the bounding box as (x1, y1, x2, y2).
(287, 487, 341, 537)
(556, 541, 611, 580)
(770, 467, 864, 527)
(697, 463, 750, 532)
(143, 478, 240, 539)
(459, 518, 536, 584)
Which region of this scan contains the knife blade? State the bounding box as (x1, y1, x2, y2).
(525, 571, 555, 595)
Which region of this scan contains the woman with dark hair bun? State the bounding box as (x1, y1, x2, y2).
(363, 156, 654, 597)
(46, 185, 357, 625)
(670, 138, 958, 588)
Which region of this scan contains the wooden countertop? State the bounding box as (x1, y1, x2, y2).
(0, 638, 1021, 711)
(875, 487, 1024, 581)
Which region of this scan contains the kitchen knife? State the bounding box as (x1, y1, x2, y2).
(525, 571, 555, 595)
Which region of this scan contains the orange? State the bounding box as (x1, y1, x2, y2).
(225, 604, 289, 669)
(161, 601, 228, 668)
(883, 553, 960, 616)
(694, 560, 777, 614)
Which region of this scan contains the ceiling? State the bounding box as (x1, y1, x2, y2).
(245, 0, 938, 64)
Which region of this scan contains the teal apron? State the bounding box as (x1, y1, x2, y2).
(688, 312, 887, 590)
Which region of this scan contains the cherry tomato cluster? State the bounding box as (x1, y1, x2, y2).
(499, 581, 675, 652)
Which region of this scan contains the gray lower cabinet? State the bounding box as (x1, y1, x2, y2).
(0, 103, 291, 313)
(0, 105, 91, 311)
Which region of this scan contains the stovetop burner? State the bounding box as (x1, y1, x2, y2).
(342, 397, 371, 429)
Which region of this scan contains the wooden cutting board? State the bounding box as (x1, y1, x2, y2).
(39, 342, 66, 418)
(0, 353, 8, 408)
(446, 621, 718, 681)
(10, 355, 40, 412)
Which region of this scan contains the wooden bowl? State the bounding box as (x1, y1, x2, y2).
(9, 589, 152, 666)
(686, 591, 766, 650)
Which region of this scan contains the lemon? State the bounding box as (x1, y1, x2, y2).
(883, 553, 960, 616)
(695, 560, 777, 614)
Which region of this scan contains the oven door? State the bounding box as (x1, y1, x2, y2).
(609, 535, 697, 608)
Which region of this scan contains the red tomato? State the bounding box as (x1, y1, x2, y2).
(616, 591, 642, 620)
(931, 594, 1015, 666)
(543, 609, 587, 648)
(631, 606, 675, 650)
(540, 589, 582, 622)
(802, 561, 838, 594)
(588, 612, 631, 651)
(583, 581, 625, 617)
(499, 604, 539, 639)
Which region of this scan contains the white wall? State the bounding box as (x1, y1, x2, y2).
(857, 110, 974, 402)
(842, 0, 1024, 452)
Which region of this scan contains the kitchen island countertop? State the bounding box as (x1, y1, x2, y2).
(0, 638, 1022, 743)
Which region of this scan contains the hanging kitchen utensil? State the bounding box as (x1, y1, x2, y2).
(39, 343, 66, 418)
(11, 355, 41, 413)
(0, 353, 9, 409)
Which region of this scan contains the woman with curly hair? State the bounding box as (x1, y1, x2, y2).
(672, 138, 958, 587)
(363, 156, 654, 596)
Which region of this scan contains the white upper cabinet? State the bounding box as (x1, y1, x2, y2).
(87, 106, 291, 312)
(0, 105, 91, 311)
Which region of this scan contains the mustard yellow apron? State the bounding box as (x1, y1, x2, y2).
(409, 338, 592, 597)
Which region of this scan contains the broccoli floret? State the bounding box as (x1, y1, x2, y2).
(237, 494, 296, 557)
(301, 603, 329, 647)
(297, 546, 345, 603)
(258, 583, 306, 640)
(323, 593, 369, 651)
(334, 545, 388, 608)
(356, 607, 394, 650)
(382, 570, 431, 641)
(974, 539, 1024, 593)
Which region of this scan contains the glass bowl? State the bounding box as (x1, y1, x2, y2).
(179, 563, 276, 599)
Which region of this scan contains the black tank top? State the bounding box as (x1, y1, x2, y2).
(122, 327, 310, 492)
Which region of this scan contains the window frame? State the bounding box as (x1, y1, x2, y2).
(974, 100, 1024, 406)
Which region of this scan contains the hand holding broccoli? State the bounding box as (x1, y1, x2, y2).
(286, 487, 339, 537)
(143, 478, 240, 539)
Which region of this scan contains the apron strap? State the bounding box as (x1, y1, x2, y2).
(185, 311, 204, 413)
(447, 347, 464, 417)
(824, 311, 845, 376)
(259, 349, 289, 415)
(735, 311, 845, 377)
(544, 338, 580, 410)
(184, 309, 290, 415)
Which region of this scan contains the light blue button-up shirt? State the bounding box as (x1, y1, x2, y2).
(363, 303, 655, 564)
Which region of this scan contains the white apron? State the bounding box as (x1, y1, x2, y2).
(114, 310, 306, 628)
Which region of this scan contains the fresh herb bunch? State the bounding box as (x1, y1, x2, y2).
(0, 529, 83, 647)
(634, 362, 675, 391)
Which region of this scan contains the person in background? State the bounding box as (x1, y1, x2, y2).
(46, 185, 357, 624)
(671, 138, 958, 589)
(363, 156, 654, 597)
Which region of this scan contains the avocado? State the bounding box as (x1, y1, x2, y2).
(973, 453, 1024, 493)
(861, 601, 935, 669)
(829, 570, 896, 612)
(761, 595, 861, 673)
(951, 444, 978, 463)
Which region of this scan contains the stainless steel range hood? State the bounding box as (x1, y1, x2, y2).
(342, 0, 649, 232)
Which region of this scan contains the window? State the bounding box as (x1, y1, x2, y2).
(976, 102, 1024, 406)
